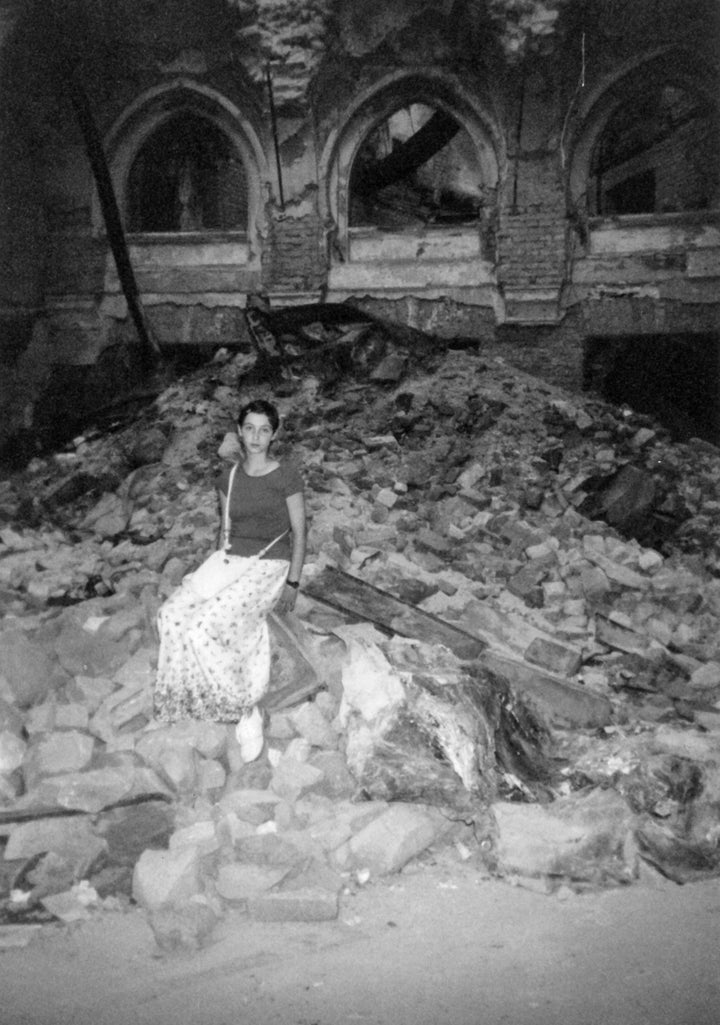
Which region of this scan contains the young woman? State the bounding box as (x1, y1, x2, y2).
(154, 399, 306, 762)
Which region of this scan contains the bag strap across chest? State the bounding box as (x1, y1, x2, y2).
(222, 463, 288, 557)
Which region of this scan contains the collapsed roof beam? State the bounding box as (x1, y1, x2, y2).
(352, 109, 460, 196)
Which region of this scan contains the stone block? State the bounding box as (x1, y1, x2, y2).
(524, 636, 582, 677)
(135, 724, 224, 769)
(23, 730, 95, 788)
(24, 703, 58, 735)
(580, 565, 611, 602)
(245, 861, 340, 926)
(218, 788, 282, 822)
(112, 646, 156, 687)
(74, 676, 115, 714)
(492, 789, 635, 882)
(5, 815, 105, 866)
(169, 821, 220, 856)
(233, 832, 306, 870)
(308, 751, 356, 799)
(197, 758, 226, 794)
(0, 696, 24, 735)
(332, 803, 450, 877)
(0, 730, 26, 774)
(689, 662, 720, 692)
(415, 528, 451, 556)
(149, 899, 219, 953)
(289, 701, 339, 749)
(0, 629, 56, 709)
(132, 846, 203, 911)
(215, 863, 287, 902)
(30, 766, 134, 813)
(53, 703, 90, 731)
(54, 623, 128, 678)
(270, 758, 325, 802)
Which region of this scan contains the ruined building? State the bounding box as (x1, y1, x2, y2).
(0, 0, 718, 455)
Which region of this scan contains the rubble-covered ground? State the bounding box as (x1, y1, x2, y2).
(1, 307, 720, 970)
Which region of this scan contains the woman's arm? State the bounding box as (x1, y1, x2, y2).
(217, 490, 227, 550)
(277, 490, 306, 611)
(285, 491, 306, 583)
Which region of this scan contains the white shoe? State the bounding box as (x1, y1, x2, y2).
(235, 706, 264, 763)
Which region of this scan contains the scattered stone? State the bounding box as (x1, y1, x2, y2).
(333, 803, 450, 878)
(149, 898, 219, 952)
(215, 863, 288, 902)
(0, 630, 56, 709)
(132, 846, 203, 912)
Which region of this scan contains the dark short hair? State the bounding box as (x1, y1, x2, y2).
(237, 399, 280, 433)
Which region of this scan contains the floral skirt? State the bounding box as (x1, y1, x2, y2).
(154, 556, 289, 722)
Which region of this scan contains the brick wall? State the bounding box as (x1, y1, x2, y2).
(263, 214, 326, 293)
(497, 206, 567, 289)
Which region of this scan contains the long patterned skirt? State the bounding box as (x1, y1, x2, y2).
(154, 557, 289, 722)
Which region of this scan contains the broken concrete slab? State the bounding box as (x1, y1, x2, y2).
(492, 788, 636, 884)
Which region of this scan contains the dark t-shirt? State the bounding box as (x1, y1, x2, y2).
(216, 461, 303, 559)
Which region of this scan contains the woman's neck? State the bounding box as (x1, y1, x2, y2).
(242, 453, 277, 476)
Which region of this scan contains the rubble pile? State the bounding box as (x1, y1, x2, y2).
(1, 311, 720, 948)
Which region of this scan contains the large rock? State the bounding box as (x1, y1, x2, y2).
(4, 815, 106, 868)
(492, 789, 636, 883)
(0, 629, 57, 708)
(54, 621, 129, 678)
(132, 846, 203, 911)
(339, 633, 406, 726)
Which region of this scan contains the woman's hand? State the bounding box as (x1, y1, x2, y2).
(275, 581, 299, 615)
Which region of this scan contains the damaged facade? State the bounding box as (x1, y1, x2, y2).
(0, 0, 718, 455)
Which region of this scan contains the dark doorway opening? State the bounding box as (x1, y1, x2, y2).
(583, 333, 720, 443)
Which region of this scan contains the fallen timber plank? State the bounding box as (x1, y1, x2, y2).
(303, 566, 486, 661)
(303, 566, 611, 729)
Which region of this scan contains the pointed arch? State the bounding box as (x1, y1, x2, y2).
(93, 79, 270, 244)
(565, 47, 720, 216)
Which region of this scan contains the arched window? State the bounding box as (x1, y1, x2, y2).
(589, 83, 718, 216)
(349, 103, 484, 230)
(126, 112, 248, 233)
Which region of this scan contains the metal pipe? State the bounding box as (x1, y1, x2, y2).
(266, 63, 285, 210)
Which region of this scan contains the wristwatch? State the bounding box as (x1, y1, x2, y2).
(286, 580, 299, 589)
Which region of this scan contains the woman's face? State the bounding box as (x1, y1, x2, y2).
(239, 412, 276, 456)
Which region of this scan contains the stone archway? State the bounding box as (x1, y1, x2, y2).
(93, 80, 271, 337)
(564, 48, 720, 219)
(317, 70, 504, 329)
(97, 79, 270, 247)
